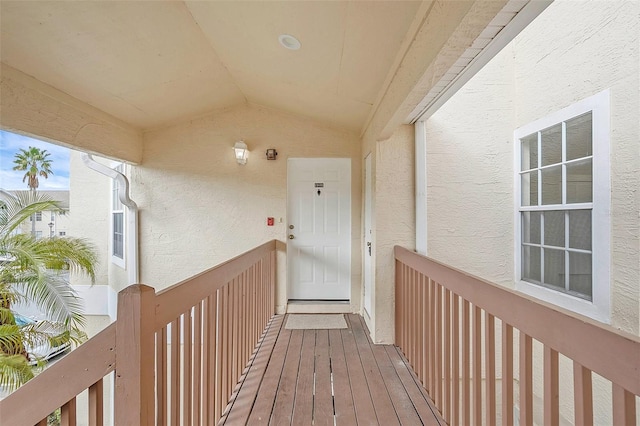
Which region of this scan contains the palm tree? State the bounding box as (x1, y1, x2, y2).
(12, 147, 54, 237)
(12, 147, 53, 191)
(0, 191, 97, 392)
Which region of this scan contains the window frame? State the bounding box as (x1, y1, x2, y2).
(111, 164, 126, 268)
(514, 90, 611, 323)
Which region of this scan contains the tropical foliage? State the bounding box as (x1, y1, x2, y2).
(0, 191, 97, 392)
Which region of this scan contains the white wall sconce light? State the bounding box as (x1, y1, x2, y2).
(233, 141, 248, 165)
(266, 148, 278, 160)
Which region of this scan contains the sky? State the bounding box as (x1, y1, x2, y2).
(0, 130, 71, 191)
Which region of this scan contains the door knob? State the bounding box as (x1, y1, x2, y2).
(289, 234, 295, 239)
(289, 225, 295, 229)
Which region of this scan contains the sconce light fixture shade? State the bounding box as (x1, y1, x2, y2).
(266, 148, 278, 160)
(234, 141, 248, 165)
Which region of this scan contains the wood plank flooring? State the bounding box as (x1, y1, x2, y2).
(219, 314, 444, 425)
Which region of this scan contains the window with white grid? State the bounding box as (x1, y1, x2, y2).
(515, 90, 610, 322)
(111, 164, 125, 266)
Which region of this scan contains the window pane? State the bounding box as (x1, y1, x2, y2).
(541, 124, 562, 166)
(541, 166, 562, 205)
(522, 245, 541, 283)
(521, 133, 538, 171)
(113, 212, 124, 259)
(567, 159, 592, 203)
(544, 248, 565, 289)
(522, 211, 541, 244)
(569, 252, 592, 300)
(566, 112, 592, 161)
(521, 172, 538, 206)
(569, 210, 591, 250)
(544, 211, 565, 248)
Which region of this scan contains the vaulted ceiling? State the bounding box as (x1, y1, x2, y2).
(0, 1, 422, 133)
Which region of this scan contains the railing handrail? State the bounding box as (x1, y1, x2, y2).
(155, 240, 276, 328)
(0, 323, 116, 426)
(394, 245, 640, 396)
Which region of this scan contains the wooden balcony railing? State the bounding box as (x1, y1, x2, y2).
(0, 240, 277, 426)
(395, 245, 640, 426)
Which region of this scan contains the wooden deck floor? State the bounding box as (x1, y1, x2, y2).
(219, 314, 444, 425)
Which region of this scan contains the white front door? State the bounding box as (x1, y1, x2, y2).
(363, 153, 373, 314)
(287, 158, 351, 300)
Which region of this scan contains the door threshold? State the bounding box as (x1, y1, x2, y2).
(287, 300, 353, 314)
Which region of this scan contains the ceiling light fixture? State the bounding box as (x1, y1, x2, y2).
(278, 34, 301, 50)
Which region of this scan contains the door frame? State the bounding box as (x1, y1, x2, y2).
(363, 153, 373, 316)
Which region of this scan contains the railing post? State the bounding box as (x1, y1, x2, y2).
(270, 249, 276, 315)
(115, 284, 156, 426)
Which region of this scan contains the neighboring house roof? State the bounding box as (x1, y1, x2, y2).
(11, 190, 70, 210)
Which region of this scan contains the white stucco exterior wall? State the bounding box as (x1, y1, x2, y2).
(137, 104, 362, 314)
(424, 0, 639, 334)
(69, 151, 110, 289)
(69, 151, 123, 320)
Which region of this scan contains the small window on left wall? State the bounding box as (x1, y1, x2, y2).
(111, 164, 125, 266)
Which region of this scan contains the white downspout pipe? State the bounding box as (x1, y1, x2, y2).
(81, 154, 139, 286)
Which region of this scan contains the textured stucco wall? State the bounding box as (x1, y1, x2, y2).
(425, 39, 515, 287)
(137, 104, 361, 313)
(512, 0, 639, 334)
(370, 124, 415, 343)
(425, 0, 639, 334)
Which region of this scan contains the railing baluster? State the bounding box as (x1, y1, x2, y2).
(444, 288, 451, 422)
(170, 318, 180, 425)
(462, 299, 471, 425)
(429, 278, 436, 396)
(573, 361, 593, 426)
(88, 379, 104, 426)
(612, 383, 636, 426)
(60, 398, 76, 426)
(183, 308, 192, 426)
(415, 269, 421, 375)
(519, 333, 533, 426)
(452, 293, 460, 426)
(420, 273, 427, 386)
(157, 326, 167, 425)
(435, 283, 443, 411)
(202, 297, 211, 423)
(472, 305, 482, 426)
(193, 301, 202, 426)
(208, 293, 217, 422)
(485, 313, 496, 426)
(544, 345, 559, 426)
(220, 284, 229, 420)
(502, 323, 514, 426)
